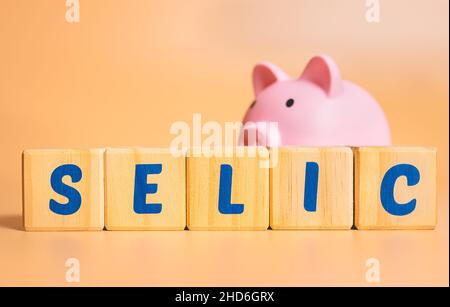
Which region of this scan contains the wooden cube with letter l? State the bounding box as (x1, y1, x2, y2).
(270, 147, 353, 229)
(105, 148, 186, 230)
(187, 147, 269, 230)
(22, 149, 104, 231)
(354, 147, 437, 230)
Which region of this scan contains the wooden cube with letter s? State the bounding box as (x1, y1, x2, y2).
(354, 147, 437, 230)
(22, 149, 105, 231)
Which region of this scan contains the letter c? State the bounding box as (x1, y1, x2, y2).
(380, 164, 420, 216)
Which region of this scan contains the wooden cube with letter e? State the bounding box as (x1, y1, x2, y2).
(105, 148, 186, 230)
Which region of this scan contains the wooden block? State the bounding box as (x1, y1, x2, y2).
(354, 147, 437, 230)
(105, 148, 186, 230)
(270, 147, 353, 230)
(187, 147, 269, 230)
(22, 149, 104, 231)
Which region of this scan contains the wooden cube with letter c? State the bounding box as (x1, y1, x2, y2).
(354, 147, 437, 230)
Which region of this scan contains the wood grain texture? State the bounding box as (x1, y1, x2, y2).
(270, 147, 353, 230)
(105, 148, 186, 230)
(187, 147, 269, 230)
(22, 149, 104, 231)
(354, 147, 437, 230)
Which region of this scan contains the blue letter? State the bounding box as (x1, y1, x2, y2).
(49, 164, 82, 215)
(218, 164, 244, 214)
(134, 164, 163, 214)
(304, 162, 319, 212)
(380, 164, 420, 216)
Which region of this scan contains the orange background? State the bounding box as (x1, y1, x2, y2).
(0, 0, 448, 286)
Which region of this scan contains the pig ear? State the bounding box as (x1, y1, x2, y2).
(300, 55, 342, 97)
(253, 62, 289, 96)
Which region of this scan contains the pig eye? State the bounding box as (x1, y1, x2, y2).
(286, 99, 295, 107)
(250, 100, 256, 108)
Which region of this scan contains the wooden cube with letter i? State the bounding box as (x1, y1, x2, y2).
(105, 148, 186, 230)
(22, 149, 105, 231)
(270, 147, 353, 229)
(187, 147, 269, 230)
(354, 147, 437, 230)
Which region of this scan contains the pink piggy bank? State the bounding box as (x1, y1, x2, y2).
(240, 55, 391, 146)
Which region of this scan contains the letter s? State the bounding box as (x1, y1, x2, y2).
(49, 164, 82, 215)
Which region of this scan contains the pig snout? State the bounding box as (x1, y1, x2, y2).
(239, 121, 281, 147)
